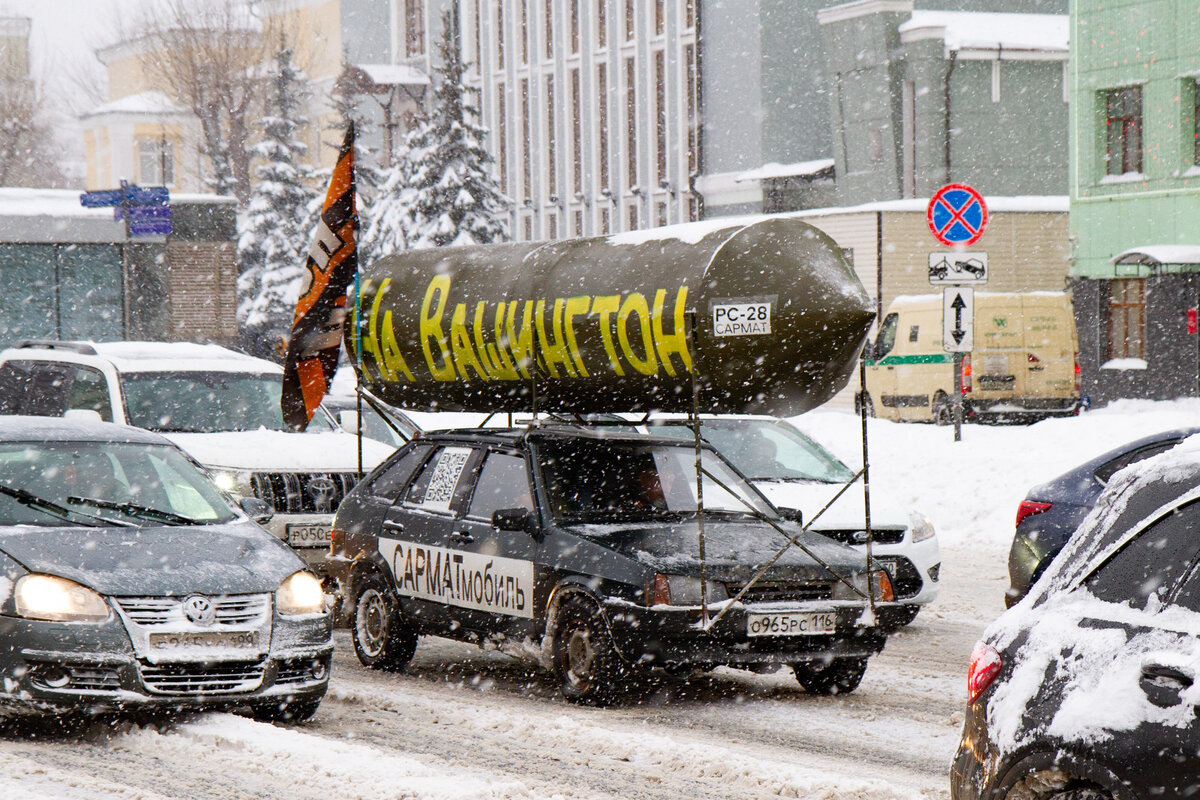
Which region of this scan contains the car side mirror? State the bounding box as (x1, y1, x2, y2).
(338, 409, 360, 435)
(240, 496, 273, 525)
(492, 508, 536, 533)
(778, 507, 803, 525)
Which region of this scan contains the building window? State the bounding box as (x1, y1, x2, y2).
(627, 203, 638, 230)
(496, 5, 505, 69)
(624, 57, 637, 187)
(138, 139, 174, 186)
(1108, 278, 1145, 360)
(597, 63, 609, 189)
(655, 201, 667, 227)
(472, 1, 482, 73)
(685, 43, 696, 176)
(624, 0, 635, 41)
(573, 210, 583, 235)
(521, 0, 529, 64)
(571, 68, 582, 194)
(547, 212, 558, 239)
(405, 0, 425, 58)
(596, 0, 607, 49)
(544, 0, 554, 60)
(1194, 79, 1200, 167)
(1105, 86, 1143, 176)
(600, 207, 610, 234)
(523, 215, 533, 240)
(654, 50, 666, 183)
(687, 195, 698, 221)
(570, 0, 579, 54)
(654, 0, 664, 35)
(684, 0, 695, 29)
(521, 78, 532, 202)
(901, 80, 915, 197)
(546, 77, 557, 198)
(497, 82, 508, 192)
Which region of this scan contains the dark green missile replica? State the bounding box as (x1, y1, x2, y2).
(348, 217, 874, 415)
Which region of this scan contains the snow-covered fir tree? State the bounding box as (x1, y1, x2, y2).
(373, 10, 511, 251)
(236, 45, 317, 350)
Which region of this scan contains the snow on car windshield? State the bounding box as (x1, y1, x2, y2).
(0, 440, 237, 526)
(121, 372, 333, 433)
(653, 420, 856, 483)
(537, 438, 775, 522)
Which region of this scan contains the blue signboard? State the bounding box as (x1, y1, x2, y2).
(130, 204, 172, 237)
(80, 189, 125, 208)
(80, 184, 170, 208)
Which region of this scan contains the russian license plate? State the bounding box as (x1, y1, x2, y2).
(746, 611, 837, 637)
(149, 631, 258, 651)
(288, 523, 332, 547)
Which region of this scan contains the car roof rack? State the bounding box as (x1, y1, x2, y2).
(13, 340, 97, 355)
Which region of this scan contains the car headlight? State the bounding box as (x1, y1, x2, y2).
(212, 469, 253, 498)
(277, 571, 325, 616)
(832, 570, 894, 603)
(909, 512, 936, 543)
(15, 574, 110, 623)
(650, 573, 729, 606)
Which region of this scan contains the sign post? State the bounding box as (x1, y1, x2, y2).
(927, 183, 988, 441)
(80, 183, 172, 337)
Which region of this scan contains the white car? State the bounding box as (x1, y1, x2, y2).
(645, 416, 939, 627)
(0, 340, 392, 578)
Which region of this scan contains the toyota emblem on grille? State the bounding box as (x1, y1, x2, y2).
(307, 476, 337, 513)
(182, 596, 216, 626)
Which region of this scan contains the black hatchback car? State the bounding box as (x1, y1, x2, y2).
(953, 438, 1200, 800)
(1006, 427, 1200, 606)
(328, 426, 896, 703)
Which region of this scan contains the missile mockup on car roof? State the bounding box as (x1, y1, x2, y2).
(349, 216, 874, 416)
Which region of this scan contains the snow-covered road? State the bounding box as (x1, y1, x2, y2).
(5, 400, 1197, 799)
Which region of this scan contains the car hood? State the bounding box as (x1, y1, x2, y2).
(0, 522, 304, 596)
(753, 481, 909, 530)
(164, 430, 392, 472)
(571, 518, 874, 583)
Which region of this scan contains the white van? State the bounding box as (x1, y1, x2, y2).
(862, 292, 1080, 423)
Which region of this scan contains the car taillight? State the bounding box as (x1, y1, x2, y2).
(1027, 352, 1040, 363)
(1015, 500, 1052, 528)
(650, 573, 671, 606)
(1074, 352, 1082, 394)
(961, 353, 972, 394)
(967, 641, 1003, 704)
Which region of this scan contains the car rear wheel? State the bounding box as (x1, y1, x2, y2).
(553, 596, 626, 705)
(351, 572, 417, 671)
(793, 657, 868, 695)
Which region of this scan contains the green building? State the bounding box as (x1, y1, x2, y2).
(1070, 0, 1200, 402)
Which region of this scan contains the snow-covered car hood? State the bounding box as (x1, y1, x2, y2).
(570, 519, 873, 583)
(753, 481, 910, 531)
(163, 430, 392, 472)
(0, 522, 303, 596)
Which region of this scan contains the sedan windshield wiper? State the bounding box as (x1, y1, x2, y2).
(66, 496, 198, 526)
(0, 485, 113, 527)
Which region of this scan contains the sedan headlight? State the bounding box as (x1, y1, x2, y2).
(832, 570, 894, 603)
(650, 573, 729, 606)
(277, 571, 325, 616)
(212, 469, 253, 498)
(909, 512, 936, 543)
(15, 574, 110, 622)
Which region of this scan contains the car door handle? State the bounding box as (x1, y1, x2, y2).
(1140, 664, 1193, 707)
(450, 530, 474, 543)
(382, 520, 405, 533)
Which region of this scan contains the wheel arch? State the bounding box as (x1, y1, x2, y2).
(992, 748, 1132, 800)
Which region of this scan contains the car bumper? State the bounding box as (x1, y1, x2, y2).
(853, 536, 941, 606)
(602, 601, 889, 670)
(0, 614, 333, 717)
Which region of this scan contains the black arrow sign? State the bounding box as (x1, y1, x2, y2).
(951, 292, 967, 344)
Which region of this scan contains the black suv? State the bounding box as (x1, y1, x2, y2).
(954, 441, 1200, 800)
(329, 426, 896, 704)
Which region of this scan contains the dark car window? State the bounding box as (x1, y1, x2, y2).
(367, 444, 431, 501)
(1166, 559, 1200, 613)
(467, 453, 532, 521)
(1094, 440, 1183, 485)
(120, 371, 333, 433)
(0, 360, 73, 416)
(65, 366, 112, 422)
(404, 445, 478, 514)
(873, 313, 898, 359)
(1084, 502, 1200, 607)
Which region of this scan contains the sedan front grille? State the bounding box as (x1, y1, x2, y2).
(815, 528, 906, 546)
(250, 472, 358, 514)
(139, 661, 265, 695)
(727, 581, 834, 604)
(116, 595, 270, 627)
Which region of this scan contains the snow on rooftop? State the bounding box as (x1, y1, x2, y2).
(735, 159, 835, 182)
(0, 188, 114, 219)
(1112, 245, 1200, 266)
(85, 90, 187, 117)
(358, 63, 431, 86)
(900, 10, 1068, 53)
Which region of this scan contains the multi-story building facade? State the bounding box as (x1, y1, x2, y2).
(1069, 0, 1200, 403)
(459, 0, 699, 240)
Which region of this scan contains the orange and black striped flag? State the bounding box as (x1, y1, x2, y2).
(281, 122, 357, 431)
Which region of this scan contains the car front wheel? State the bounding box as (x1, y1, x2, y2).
(351, 572, 417, 671)
(553, 596, 626, 705)
(793, 657, 868, 695)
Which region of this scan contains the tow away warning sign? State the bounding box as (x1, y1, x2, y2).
(713, 302, 772, 336)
